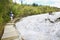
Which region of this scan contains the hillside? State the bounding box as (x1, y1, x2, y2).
(11, 4, 60, 18)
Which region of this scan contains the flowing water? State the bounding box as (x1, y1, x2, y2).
(16, 12, 60, 40)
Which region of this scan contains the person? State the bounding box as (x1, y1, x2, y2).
(10, 11, 14, 21)
(49, 11, 52, 15)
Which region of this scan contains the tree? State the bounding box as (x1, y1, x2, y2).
(32, 3, 38, 6)
(19, 0, 23, 5)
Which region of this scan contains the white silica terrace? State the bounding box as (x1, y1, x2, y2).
(16, 12, 60, 40)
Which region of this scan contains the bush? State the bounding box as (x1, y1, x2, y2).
(11, 4, 60, 18)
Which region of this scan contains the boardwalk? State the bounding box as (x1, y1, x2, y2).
(1, 18, 22, 40)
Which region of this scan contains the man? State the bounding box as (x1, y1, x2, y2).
(10, 11, 14, 21)
(49, 11, 52, 15)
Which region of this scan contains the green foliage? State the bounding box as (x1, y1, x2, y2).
(11, 4, 60, 18)
(0, 0, 10, 25)
(0, 0, 12, 39)
(32, 3, 38, 6)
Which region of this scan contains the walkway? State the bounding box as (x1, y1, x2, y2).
(1, 18, 22, 40)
